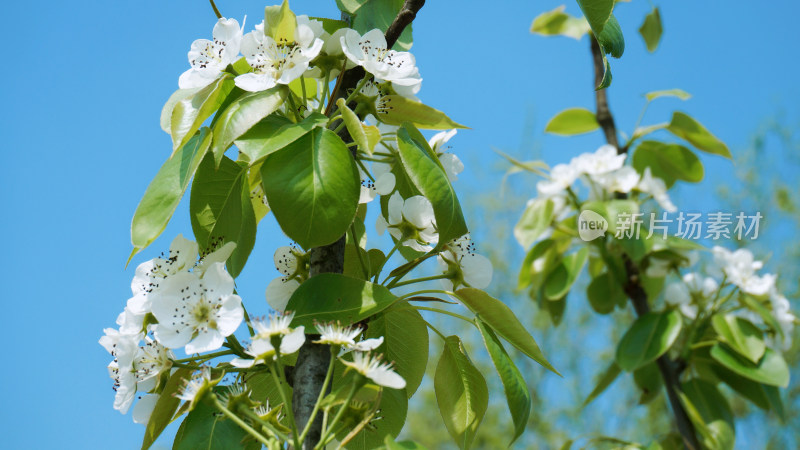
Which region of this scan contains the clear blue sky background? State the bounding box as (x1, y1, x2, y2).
(1, 1, 798, 449)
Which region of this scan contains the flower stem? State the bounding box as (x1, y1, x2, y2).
(286, 94, 303, 122)
(212, 396, 272, 447)
(342, 76, 372, 106)
(412, 306, 474, 324)
(172, 350, 234, 364)
(388, 273, 451, 289)
(208, 0, 222, 19)
(298, 349, 336, 443)
(270, 360, 301, 448)
(240, 408, 290, 442)
(373, 239, 403, 283)
(318, 72, 331, 114)
(418, 317, 447, 341)
(350, 224, 370, 279)
(315, 380, 361, 450)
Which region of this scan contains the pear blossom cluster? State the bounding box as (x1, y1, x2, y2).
(663, 246, 796, 349)
(438, 234, 493, 291)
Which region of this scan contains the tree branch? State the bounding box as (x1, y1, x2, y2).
(290, 4, 426, 449)
(589, 37, 700, 450)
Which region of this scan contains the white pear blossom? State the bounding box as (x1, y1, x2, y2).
(437, 234, 493, 291)
(314, 322, 384, 352)
(664, 273, 719, 319)
(128, 235, 199, 316)
(359, 162, 396, 203)
(150, 264, 244, 354)
(252, 312, 296, 339)
(179, 18, 243, 89)
(265, 246, 307, 312)
(572, 144, 626, 176)
(132, 394, 160, 425)
(229, 327, 306, 368)
(376, 192, 438, 252)
(177, 368, 219, 408)
(594, 166, 640, 194)
(769, 289, 796, 350)
(235, 19, 323, 92)
(537, 163, 578, 197)
(341, 351, 406, 389)
(711, 246, 775, 296)
(429, 130, 463, 182)
(637, 167, 677, 212)
(341, 29, 420, 87)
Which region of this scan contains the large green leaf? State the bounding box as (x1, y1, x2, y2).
(514, 198, 555, 249)
(711, 314, 765, 364)
(141, 368, 191, 450)
(575, 0, 614, 37)
(367, 306, 429, 398)
(632, 140, 704, 187)
(210, 86, 287, 165)
(336, 0, 413, 50)
(396, 125, 468, 248)
(261, 126, 360, 250)
(545, 108, 599, 136)
(434, 336, 489, 450)
(378, 95, 467, 129)
(583, 361, 621, 407)
(455, 288, 558, 374)
(287, 273, 397, 327)
(475, 319, 531, 446)
(190, 154, 256, 278)
(530, 6, 590, 40)
(633, 362, 663, 404)
(544, 247, 589, 300)
(712, 364, 785, 420)
(710, 344, 789, 388)
(680, 378, 735, 450)
(171, 76, 235, 151)
(667, 112, 731, 159)
(615, 310, 682, 371)
(587, 271, 625, 314)
(173, 398, 260, 450)
(130, 128, 212, 259)
(638, 7, 662, 53)
(235, 113, 328, 163)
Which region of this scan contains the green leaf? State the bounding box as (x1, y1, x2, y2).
(587, 271, 625, 314)
(615, 310, 682, 371)
(264, 0, 296, 43)
(288, 77, 317, 99)
(680, 378, 735, 450)
(575, 0, 614, 37)
(596, 14, 625, 58)
(545, 108, 600, 136)
(378, 95, 467, 129)
(514, 198, 555, 249)
(434, 336, 489, 450)
(190, 154, 256, 278)
(644, 89, 691, 101)
(597, 52, 613, 90)
(383, 437, 429, 449)
(141, 368, 191, 450)
(367, 306, 429, 398)
(235, 113, 328, 163)
(161, 87, 202, 134)
(530, 6, 590, 40)
(544, 247, 589, 300)
(544, 296, 567, 326)
(633, 362, 663, 404)
(337, 0, 413, 50)
(261, 127, 360, 249)
(173, 398, 259, 450)
(396, 125, 468, 247)
(475, 319, 531, 446)
(210, 86, 287, 165)
(712, 364, 785, 420)
(632, 140, 704, 187)
(338, 98, 373, 154)
(130, 128, 212, 258)
(711, 314, 765, 364)
(667, 112, 731, 158)
(638, 7, 662, 52)
(286, 273, 397, 328)
(171, 76, 235, 151)
(583, 361, 621, 407)
(518, 239, 561, 291)
(710, 344, 789, 388)
(455, 288, 559, 374)
(340, 387, 408, 449)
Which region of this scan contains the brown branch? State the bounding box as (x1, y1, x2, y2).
(590, 38, 700, 450)
(290, 4, 426, 449)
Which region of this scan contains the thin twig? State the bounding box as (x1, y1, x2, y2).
(209, 0, 222, 19)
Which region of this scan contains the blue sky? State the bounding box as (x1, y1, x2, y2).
(1, 0, 798, 448)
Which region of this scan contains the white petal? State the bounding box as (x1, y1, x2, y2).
(352, 337, 383, 352)
(461, 254, 493, 289)
(235, 73, 277, 92)
(152, 325, 193, 350)
(169, 234, 199, 272)
(375, 172, 396, 195)
(368, 367, 406, 389)
(229, 357, 256, 368)
(403, 196, 435, 230)
(196, 242, 237, 276)
(216, 295, 244, 336)
(274, 246, 298, 276)
(266, 277, 300, 312)
(387, 191, 404, 224)
(280, 326, 306, 355)
(202, 262, 235, 296)
(149, 272, 203, 324)
(376, 215, 389, 236)
(439, 153, 464, 182)
(186, 328, 225, 354)
(132, 394, 160, 424)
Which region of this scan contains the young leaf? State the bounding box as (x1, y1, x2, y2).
(171, 76, 234, 152)
(475, 319, 532, 446)
(367, 306, 429, 398)
(261, 127, 360, 250)
(434, 335, 489, 450)
(632, 140, 704, 187)
(583, 361, 621, 407)
(378, 95, 467, 129)
(337, 98, 373, 154)
(161, 87, 202, 134)
(286, 273, 397, 327)
(545, 108, 600, 136)
(530, 6, 590, 40)
(576, 0, 614, 37)
(141, 368, 191, 450)
(130, 128, 212, 259)
(210, 86, 287, 165)
(514, 198, 555, 249)
(396, 125, 469, 248)
(595, 14, 625, 58)
(235, 113, 328, 163)
(711, 314, 766, 364)
(615, 310, 682, 371)
(190, 154, 256, 278)
(710, 344, 789, 388)
(712, 364, 786, 420)
(544, 247, 589, 300)
(455, 288, 559, 374)
(264, 0, 296, 43)
(667, 112, 732, 158)
(638, 7, 662, 53)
